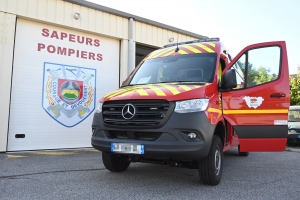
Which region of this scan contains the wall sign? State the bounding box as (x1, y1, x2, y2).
(42, 62, 96, 127)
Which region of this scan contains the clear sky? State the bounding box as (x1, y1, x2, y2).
(88, 0, 300, 74)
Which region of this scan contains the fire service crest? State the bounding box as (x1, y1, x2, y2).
(42, 62, 96, 127)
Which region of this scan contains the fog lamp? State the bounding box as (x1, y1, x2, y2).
(188, 133, 197, 139)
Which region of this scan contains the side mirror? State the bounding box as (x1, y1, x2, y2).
(221, 69, 237, 90)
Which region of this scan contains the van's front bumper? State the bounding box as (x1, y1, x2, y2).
(91, 111, 215, 161)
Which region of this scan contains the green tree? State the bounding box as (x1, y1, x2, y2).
(290, 66, 300, 105)
(238, 61, 274, 86)
(254, 67, 275, 84)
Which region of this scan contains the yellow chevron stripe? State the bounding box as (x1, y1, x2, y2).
(158, 84, 180, 95)
(177, 85, 192, 91)
(147, 85, 166, 96)
(223, 109, 289, 114)
(178, 49, 188, 54)
(206, 42, 216, 48)
(160, 50, 176, 57)
(194, 44, 215, 53)
(152, 47, 176, 59)
(183, 45, 202, 53)
(120, 90, 135, 96)
(118, 86, 150, 97)
(104, 89, 126, 98)
(147, 48, 166, 59)
(106, 87, 137, 98)
(135, 89, 149, 96)
(193, 85, 201, 88)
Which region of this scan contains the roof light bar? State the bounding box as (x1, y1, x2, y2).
(163, 38, 220, 48)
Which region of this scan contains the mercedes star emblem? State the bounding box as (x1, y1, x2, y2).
(122, 104, 136, 119)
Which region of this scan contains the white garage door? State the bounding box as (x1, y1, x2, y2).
(8, 19, 120, 151)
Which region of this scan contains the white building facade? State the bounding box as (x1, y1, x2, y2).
(0, 0, 206, 152)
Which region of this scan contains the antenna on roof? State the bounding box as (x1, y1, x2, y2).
(175, 35, 180, 52)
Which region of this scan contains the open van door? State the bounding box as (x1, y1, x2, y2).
(221, 41, 289, 152)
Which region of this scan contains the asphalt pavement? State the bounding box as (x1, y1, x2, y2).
(0, 147, 299, 200)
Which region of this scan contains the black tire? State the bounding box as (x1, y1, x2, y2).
(238, 145, 249, 156)
(102, 152, 131, 172)
(198, 135, 223, 185)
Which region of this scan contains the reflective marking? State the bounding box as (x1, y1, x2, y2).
(183, 45, 202, 53)
(105, 87, 133, 97)
(158, 84, 180, 95)
(151, 47, 176, 59)
(106, 87, 136, 98)
(178, 49, 188, 54)
(146, 43, 216, 60)
(135, 89, 149, 96)
(105, 84, 204, 98)
(120, 90, 135, 97)
(194, 44, 215, 52)
(120, 88, 149, 96)
(105, 89, 127, 98)
(147, 85, 166, 96)
(223, 109, 289, 114)
(160, 50, 176, 57)
(177, 85, 192, 91)
(208, 108, 222, 114)
(104, 90, 116, 96)
(207, 42, 216, 47)
(147, 48, 166, 59)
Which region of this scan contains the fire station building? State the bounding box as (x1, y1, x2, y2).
(0, 0, 206, 152)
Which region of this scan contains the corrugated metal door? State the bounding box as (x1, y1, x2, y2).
(7, 19, 119, 151)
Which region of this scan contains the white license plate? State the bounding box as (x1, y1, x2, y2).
(111, 143, 144, 154)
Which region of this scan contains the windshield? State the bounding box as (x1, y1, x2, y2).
(128, 54, 217, 85)
(288, 109, 300, 122)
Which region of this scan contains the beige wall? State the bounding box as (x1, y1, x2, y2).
(134, 21, 197, 47)
(0, 0, 129, 40)
(0, 12, 16, 152)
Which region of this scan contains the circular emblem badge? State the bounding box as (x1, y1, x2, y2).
(122, 104, 136, 119)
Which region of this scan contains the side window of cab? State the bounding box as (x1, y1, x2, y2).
(228, 46, 280, 90)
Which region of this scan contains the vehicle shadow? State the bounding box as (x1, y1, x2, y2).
(96, 147, 242, 188)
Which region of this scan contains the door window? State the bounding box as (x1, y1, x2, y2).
(228, 46, 280, 89)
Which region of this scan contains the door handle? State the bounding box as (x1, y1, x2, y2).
(270, 93, 286, 98)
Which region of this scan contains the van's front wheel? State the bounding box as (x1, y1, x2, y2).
(198, 135, 223, 185)
(102, 152, 131, 172)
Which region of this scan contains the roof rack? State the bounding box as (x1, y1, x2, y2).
(163, 38, 220, 48)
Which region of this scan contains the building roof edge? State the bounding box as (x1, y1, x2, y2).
(63, 0, 208, 39)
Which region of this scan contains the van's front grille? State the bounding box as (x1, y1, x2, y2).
(108, 131, 162, 141)
(102, 100, 170, 128)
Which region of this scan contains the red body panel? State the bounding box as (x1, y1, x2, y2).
(239, 138, 287, 152)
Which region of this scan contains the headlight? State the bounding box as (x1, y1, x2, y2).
(175, 99, 209, 113)
(95, 102, 103, 113)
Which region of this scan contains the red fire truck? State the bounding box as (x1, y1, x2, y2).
(91, 38, 289, 185)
